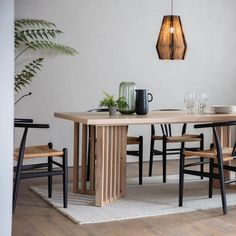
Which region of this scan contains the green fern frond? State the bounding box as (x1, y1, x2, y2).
(15, 19, 56, 29)
(15, 18, 78, 93)
(15, 29, 63, 48)
(25, 40, 78, 55)
(14, 58, 44, 92)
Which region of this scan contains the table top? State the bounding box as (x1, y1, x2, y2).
(54, 111, 236, 126)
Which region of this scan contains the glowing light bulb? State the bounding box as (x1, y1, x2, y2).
(169, 27, 175, 34)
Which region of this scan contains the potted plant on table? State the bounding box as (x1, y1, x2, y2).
(100, 92, 127, 116)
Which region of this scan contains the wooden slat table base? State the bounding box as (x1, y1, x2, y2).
(73, 123, 96, 195)
(89, 125, 96, 193)
(81, 124, 88, 193)
(95, 125, 128, 206)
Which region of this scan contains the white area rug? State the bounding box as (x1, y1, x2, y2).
(30, 175, 236, 224)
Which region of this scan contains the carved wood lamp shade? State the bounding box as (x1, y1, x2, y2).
(156, 1, 187, 60)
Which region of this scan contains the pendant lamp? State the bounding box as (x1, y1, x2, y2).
(156, 0, 187, 60)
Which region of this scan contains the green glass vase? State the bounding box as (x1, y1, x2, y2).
(119, 82, 136, 114)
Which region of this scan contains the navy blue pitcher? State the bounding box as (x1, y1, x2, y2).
(135, 89, 153, 115)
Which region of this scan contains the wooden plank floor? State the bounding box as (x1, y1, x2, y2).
(12, 160, 236, 236)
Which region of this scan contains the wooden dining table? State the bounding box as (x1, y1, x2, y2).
(54, 110, 236, 207)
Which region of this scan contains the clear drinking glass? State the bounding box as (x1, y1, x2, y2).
(184, 92, 195, 113)
(197, 92, 208, 114)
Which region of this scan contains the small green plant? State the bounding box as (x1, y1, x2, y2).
(100, 91, 127, 110)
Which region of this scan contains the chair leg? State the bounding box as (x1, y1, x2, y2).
(13, 153, 24, 213)
(139, 136, 143, 185)
(217, 155, 227, 214)
(179, 146, 185, 207)
(212, 128, 227, 214)
(209, 158, 214, 198)
(163, 141, 167, 183)
(149, 137, 154, 177)
(200, 134, 204, 179)
(13, 127, 28, 213)
(48, 157, 53, 198)
(62, 148, 68, 208)
(48, 143, 53, 198)
(200, 157, 204, 179)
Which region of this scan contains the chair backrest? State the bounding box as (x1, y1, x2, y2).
(14, 121, 50, 160)
(151, 109, 186, 137)
(151, 123, 187, 137)
(194, 121, 236, 157)
(14, 118, 33, 123)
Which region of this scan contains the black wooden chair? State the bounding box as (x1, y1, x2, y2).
(179, 121, 236, 214)
(87, 109, 143, 185)
(13, 120, 68, 212)
(149, 123, 204, 183)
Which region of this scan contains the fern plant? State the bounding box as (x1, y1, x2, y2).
(100, 91, 128, 110)
(15, 19, 78, 92)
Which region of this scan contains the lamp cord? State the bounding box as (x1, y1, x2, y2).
(171, 0, 173, 15)
(14, 92, 32, 105)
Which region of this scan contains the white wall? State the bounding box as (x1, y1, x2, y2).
(0, 0, 14, 235)
(15, 0, 236, 165)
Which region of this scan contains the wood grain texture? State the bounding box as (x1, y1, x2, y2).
(120, 126, 128, 196)
(89, 125, 95, 193)
(55, 111, 236, 126)
(13, 161, 236, 236)
(95, 126, 105, 206)
(95, 126, 128, 206)
(81, 124, 88, 193)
